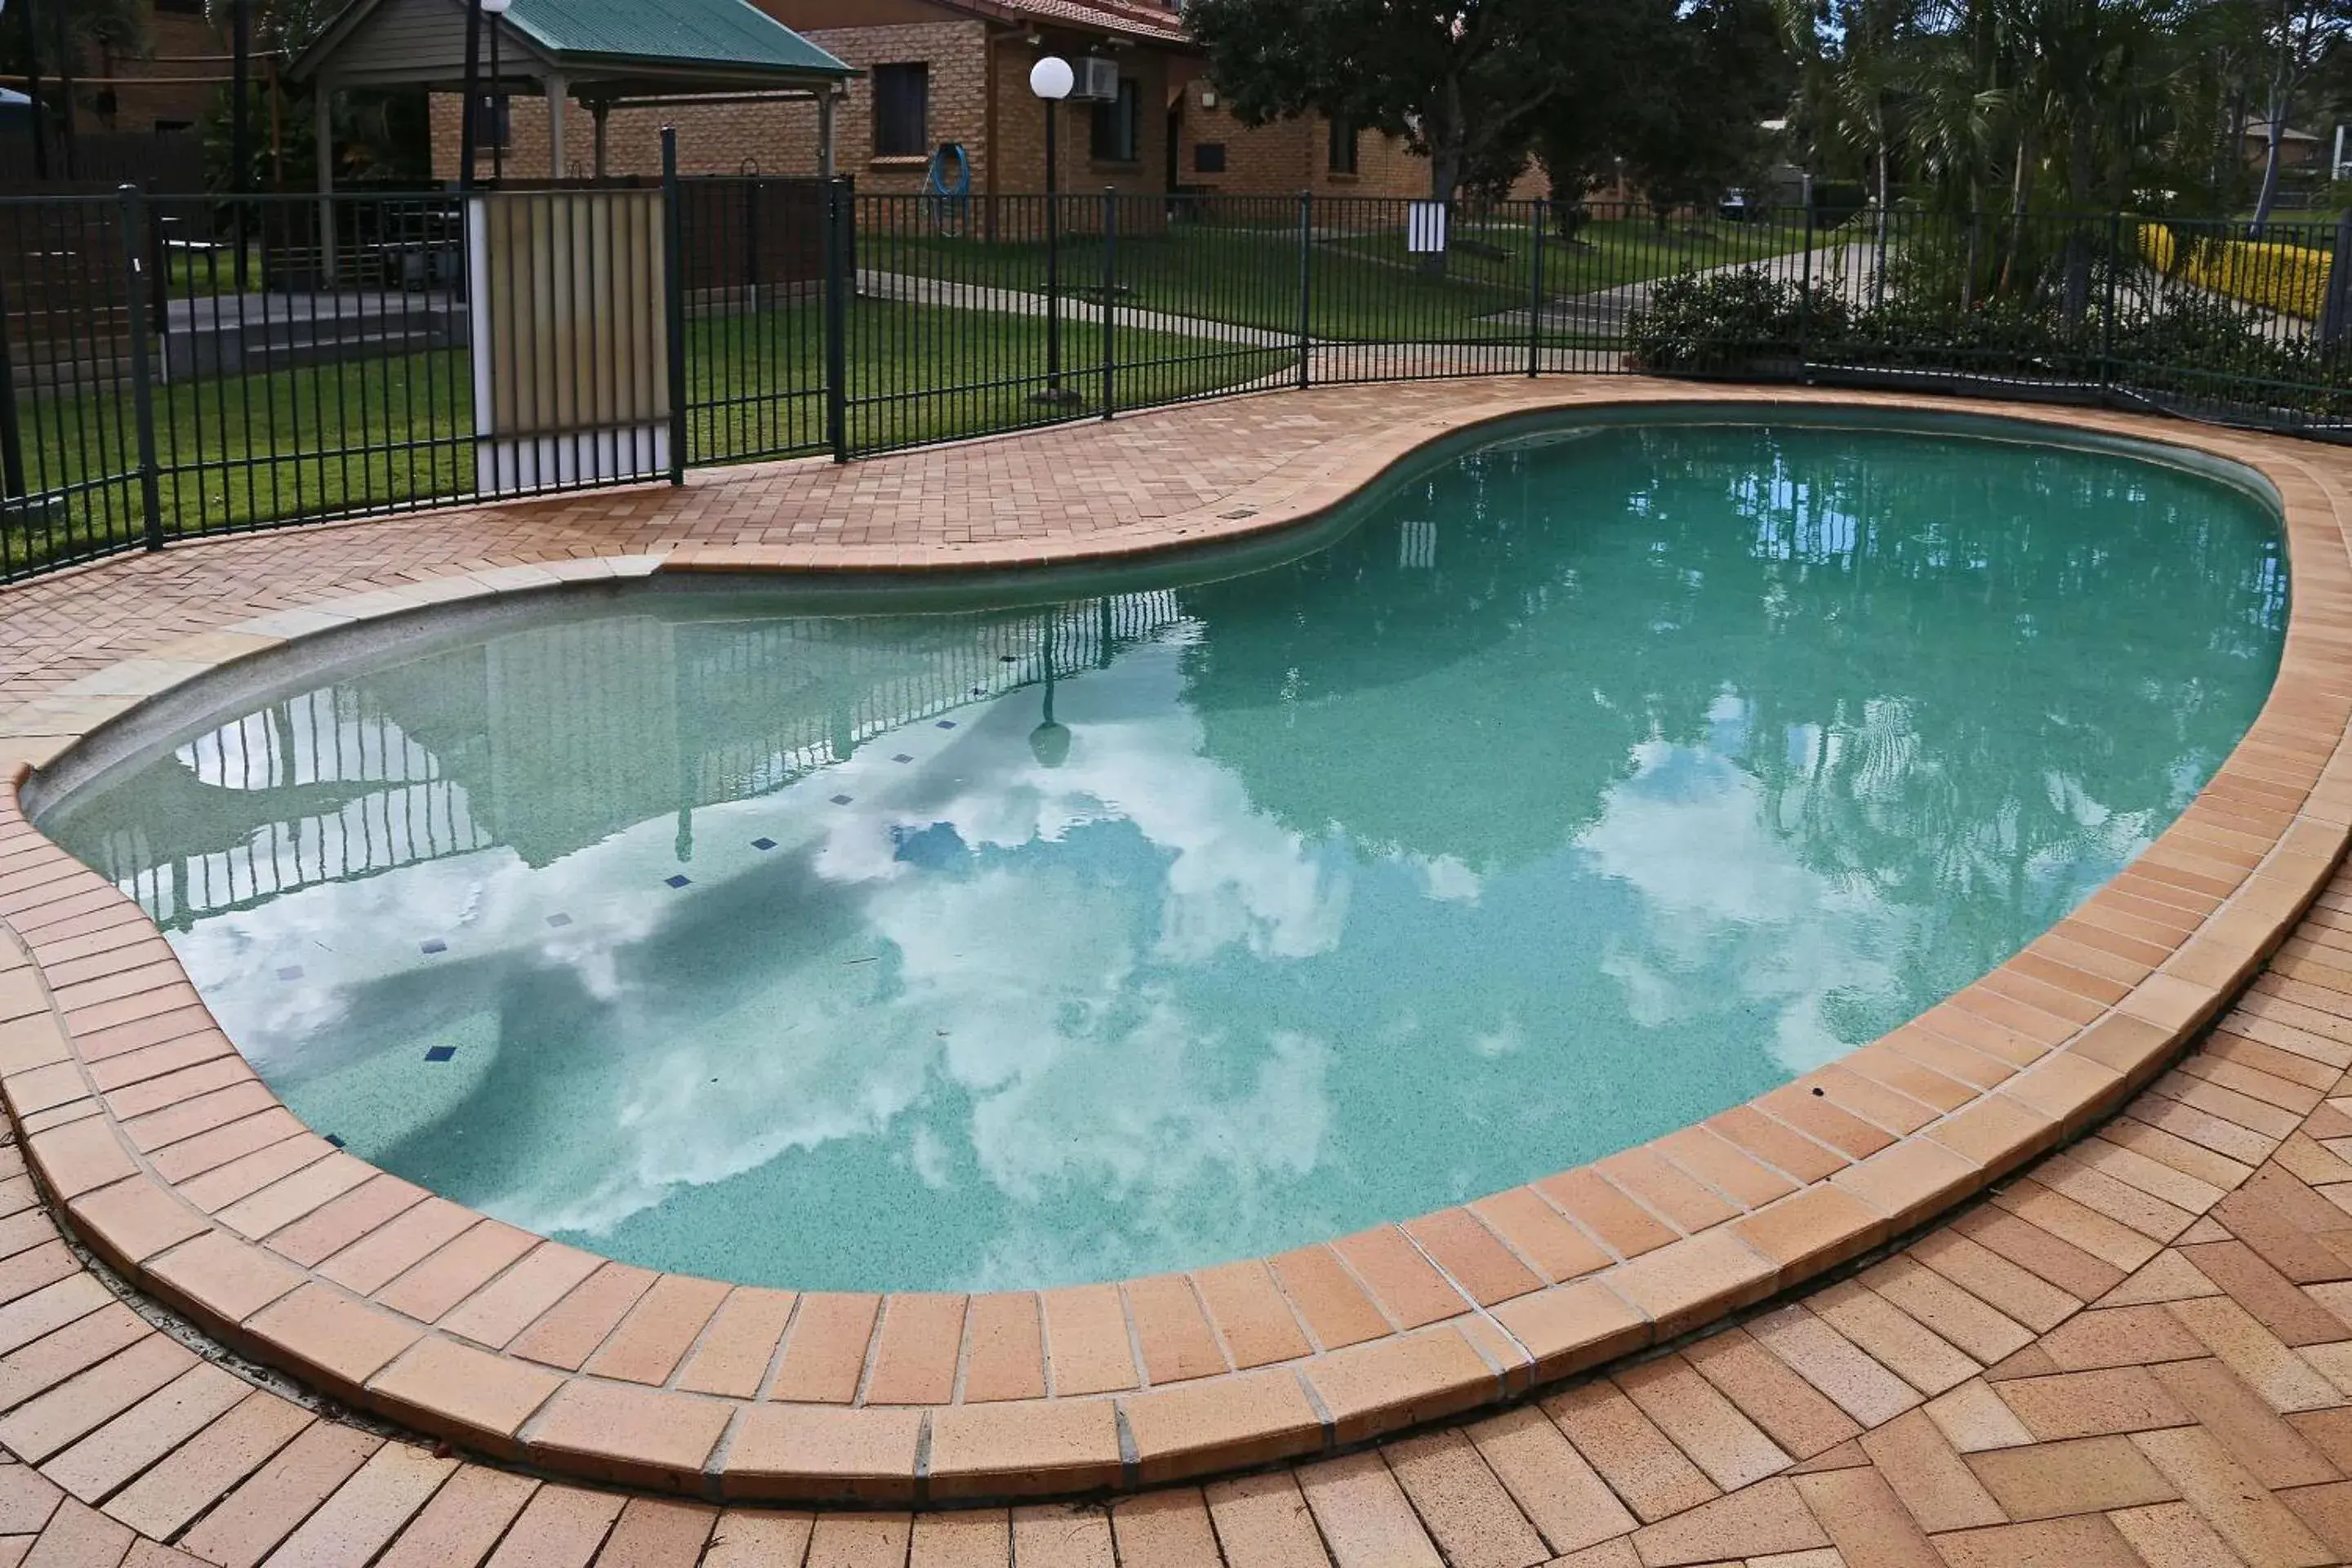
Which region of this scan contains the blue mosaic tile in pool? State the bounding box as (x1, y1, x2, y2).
(831, 795, 853, 806)
(277, 966, 303, 982)
(665, 875, 691, 889)
(893, 754, 914, 764)
(425, 1046, 457, 1062)
(936, 720, 956, 729)
(546, 913, 572, 928)
(752, 838, 777, 851)
(420, 940, 447, 956)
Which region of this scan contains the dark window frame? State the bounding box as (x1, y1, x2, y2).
(471, 95, 512, 150)
(872, 61, 930, 158)
(1327, 115, 1360, 176)
(1193, 141, 1227, 174)
(1090, 77, 1142, 163)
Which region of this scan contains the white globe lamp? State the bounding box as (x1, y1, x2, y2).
(1028, 56, 1074, 102)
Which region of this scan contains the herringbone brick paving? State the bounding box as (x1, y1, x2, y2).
(1, 381, 2350, 1563)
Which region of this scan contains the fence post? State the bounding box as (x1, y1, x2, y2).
(117, 187, 165, 553)
(1526, 199, 1546, 378)
(1797, 198, 1816, 381)
(661, 128, 688, 487)
(0, 252, 24, 517)
(2100, 209, 2123, 398)
(2322, 209, 2352, 357)
(1296, 191, 1312, 390)
(823, 179, 850, 463)
(1101, 189, 1116, 420)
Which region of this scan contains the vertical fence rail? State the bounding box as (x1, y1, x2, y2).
(662, 131, 688, 487)
(1296, 192, 1313, 390)
(1100, 190, 1117, 421)
(823, 180, 849, 464)
(115, 187, 163, 552)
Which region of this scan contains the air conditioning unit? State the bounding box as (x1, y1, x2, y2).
(1073, 58, 1121, 102)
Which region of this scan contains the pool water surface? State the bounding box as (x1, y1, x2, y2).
(39, 412, 2288, 1291)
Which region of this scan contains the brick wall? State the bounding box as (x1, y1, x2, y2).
(429, 19, 996, 193)
(987, 36, 1169, 202)
(431, 91, 824, 182)
(1167, 72, 1435, 202)
(104, 9, 225, 133)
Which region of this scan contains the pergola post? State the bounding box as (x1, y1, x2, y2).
(546, 73, 568, 178)
(817, 87, 835, 179)
(593, 102, 609, 178)
(314, 85, 336, 284)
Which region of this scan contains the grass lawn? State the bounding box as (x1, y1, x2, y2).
(1336, 213, 1821, 296)
(7, 297, 1283, 571)
(862, 210, 1821, 345)
(870, 220, 1522, 343)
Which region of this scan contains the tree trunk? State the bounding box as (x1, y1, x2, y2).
(1962, 196, 1984, 311)
(1999, 130, 2034, 296)
(2063, 122, 2094, 323)
(2220, 85, 2247, 197)
(2252, 79, 2292, 237)
(1872, 143, 1891, 308)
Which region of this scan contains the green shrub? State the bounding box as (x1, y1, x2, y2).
(1624, 260, 2352, 419)
(1624, 268, 1850, 372)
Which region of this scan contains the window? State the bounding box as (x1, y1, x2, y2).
(471, 95, 510, 149)
(872, 63, 929, 158)
(1193, 141, 1227, 174)
(1327, 115, 1360, 176)
(1090, 77, 1141, 163)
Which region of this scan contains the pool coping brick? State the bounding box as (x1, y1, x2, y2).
(0, 380, 2345, 1513)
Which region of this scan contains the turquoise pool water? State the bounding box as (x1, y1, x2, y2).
(40, 411, 2287, 1292)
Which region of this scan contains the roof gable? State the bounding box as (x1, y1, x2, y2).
(506, 0, 856, 74)
(296, 0, 854, 87)
(939, 0, 1189, 46)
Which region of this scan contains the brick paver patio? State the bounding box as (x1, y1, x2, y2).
(0, 380, 2350, 1564)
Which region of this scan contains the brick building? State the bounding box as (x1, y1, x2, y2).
(429, 0, 1437, 200)
(106, 0, 232, 134)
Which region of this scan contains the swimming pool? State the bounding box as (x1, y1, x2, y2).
(38, 408, 2287, 1293)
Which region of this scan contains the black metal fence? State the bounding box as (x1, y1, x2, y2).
(4, 172, 2350, 586)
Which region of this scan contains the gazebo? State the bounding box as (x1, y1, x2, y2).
(290, 0, 856, 189)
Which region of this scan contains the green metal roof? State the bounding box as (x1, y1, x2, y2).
(292, 0, 855, 87)
(500, 0, 853, 78)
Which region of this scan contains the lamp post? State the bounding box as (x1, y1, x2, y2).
(48, 0, 72, 178)
(1029, 606, 1071, 767)
(483, 0, 510, 184)
(1027, 55, 1080, 406)
(231, 0, 250, 290)
(458, 0, 484, 190)
(9, 0, 43, 181)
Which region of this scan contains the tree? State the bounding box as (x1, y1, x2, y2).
(2245, 0, 2352, 231)
(1187, 0, 1587, 205)
(4, 0, 147, 169)
(1615, 0, 1792, 225)
(1780, 0, 1924, 224)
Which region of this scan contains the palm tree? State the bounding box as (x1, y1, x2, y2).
(1903, 0, 2010, 302)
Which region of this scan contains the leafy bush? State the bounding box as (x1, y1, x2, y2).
(1623, 256, 2352, 420)
(1624, 268, 1849, 372)
(2139, 221, 2333, 320)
